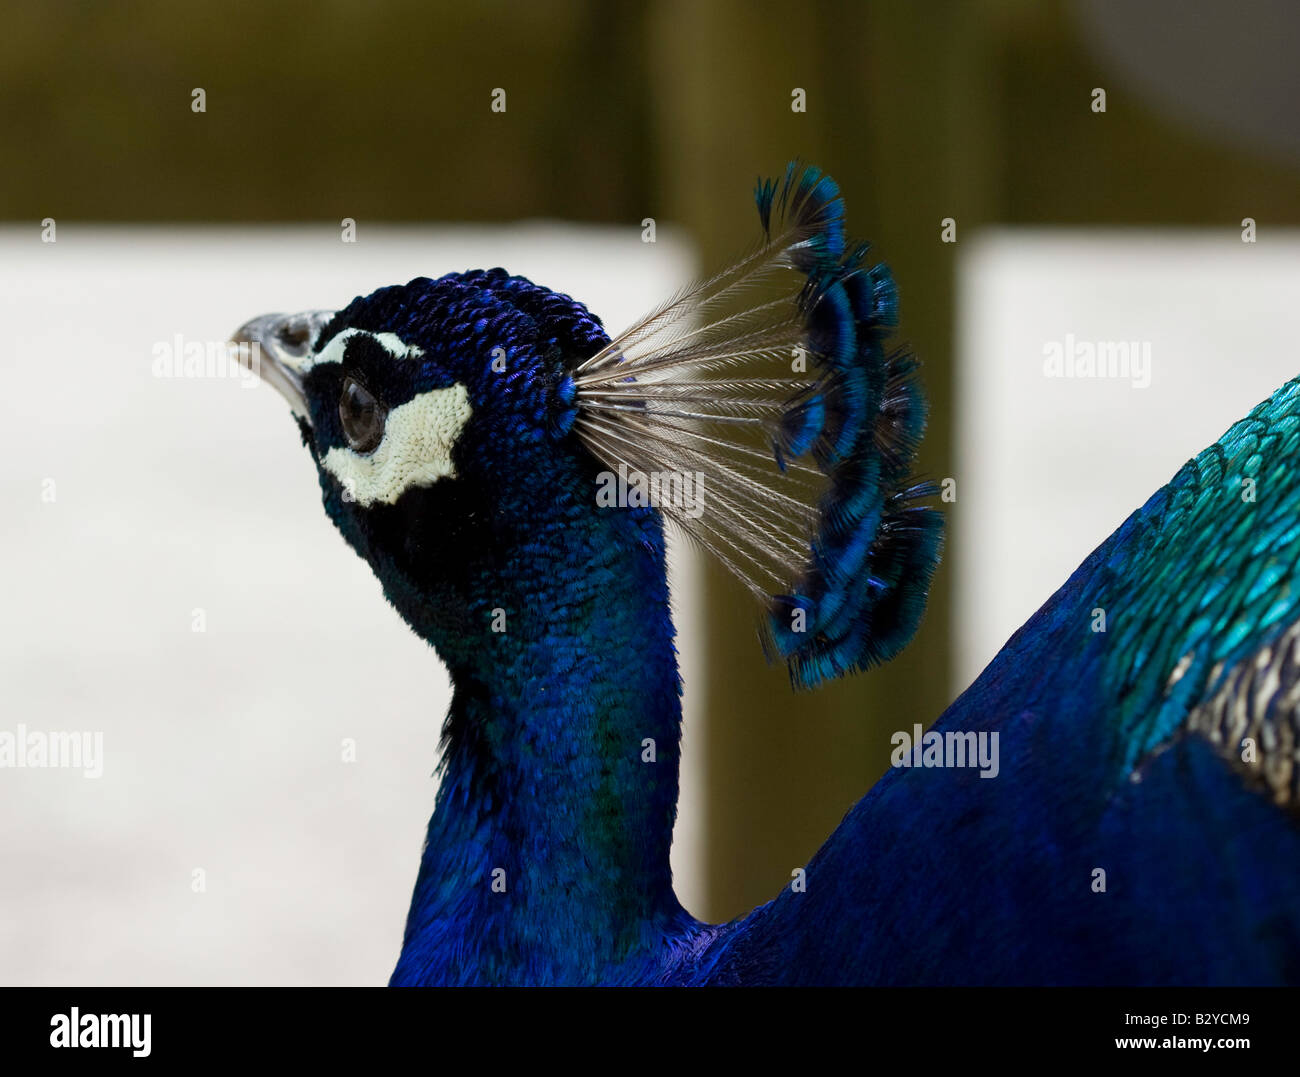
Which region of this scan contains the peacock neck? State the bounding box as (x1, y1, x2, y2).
(390, 499, 692, 984)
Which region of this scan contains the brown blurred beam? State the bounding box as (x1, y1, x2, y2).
(648, 0, 997, 922)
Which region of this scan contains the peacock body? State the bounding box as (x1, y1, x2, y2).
(229, 165, 1300, 985)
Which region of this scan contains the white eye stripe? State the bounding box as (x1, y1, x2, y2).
(303, 328, 425, 374)
(322, 383, 472, 507)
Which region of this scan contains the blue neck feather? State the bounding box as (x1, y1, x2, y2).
(385, 469, 694, 985)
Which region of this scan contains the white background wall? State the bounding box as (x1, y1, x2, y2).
(6, 224, 1298, 983)
(955, 230, 1300, 692)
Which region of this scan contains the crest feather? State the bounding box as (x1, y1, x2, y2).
(570, 163, 943, 687)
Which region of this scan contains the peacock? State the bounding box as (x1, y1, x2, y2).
(230, 164, 1300, 985)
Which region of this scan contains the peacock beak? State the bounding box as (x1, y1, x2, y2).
(230, 310, 335, 421)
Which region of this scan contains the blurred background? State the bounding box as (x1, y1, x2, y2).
(2, 0, 1300, 982)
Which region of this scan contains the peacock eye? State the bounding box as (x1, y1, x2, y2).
(339, 376, 387, 454)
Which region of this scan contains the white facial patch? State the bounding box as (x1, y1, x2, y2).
(322, 383, 472, 506)
(299, 328, 471, 506)
(305, 328, 423, 374)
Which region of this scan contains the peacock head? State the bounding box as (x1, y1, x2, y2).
(232, 270, 627, 665)
(232, 165, 944, 688)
